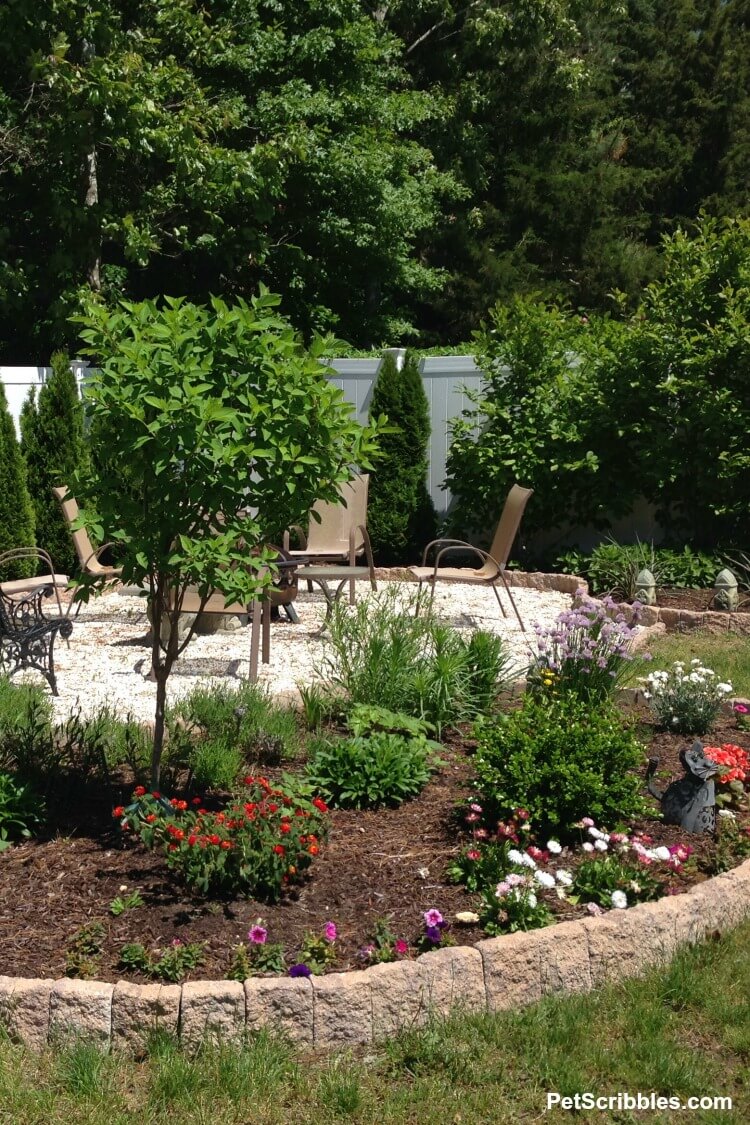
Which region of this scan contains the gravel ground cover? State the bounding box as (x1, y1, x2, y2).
(35, 580, 572, 725)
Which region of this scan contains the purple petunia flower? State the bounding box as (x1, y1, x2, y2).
(425, 925, 442, 943)
(289, 963, 312, 978)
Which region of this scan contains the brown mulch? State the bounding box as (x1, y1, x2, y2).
(0, 709, 747, 982)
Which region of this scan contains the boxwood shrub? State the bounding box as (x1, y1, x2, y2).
(473, 695, 647, 837)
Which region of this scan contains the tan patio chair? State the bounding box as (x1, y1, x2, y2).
(410, 483, 533, 631)
(52, 485, 122, 582)
(282, 473, 376, 604)
(164, 547, 298, 682)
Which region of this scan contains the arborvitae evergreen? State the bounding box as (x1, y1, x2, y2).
(0, 381, 35, 580)
(20, 352, 88, 574)
(367, 352, 438, 566)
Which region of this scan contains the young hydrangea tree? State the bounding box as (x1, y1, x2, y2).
(72, 290, 383, 786)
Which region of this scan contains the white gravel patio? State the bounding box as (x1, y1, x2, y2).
(35, 580, 573, 725)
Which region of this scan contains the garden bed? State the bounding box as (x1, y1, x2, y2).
(0, 702, 747, 984)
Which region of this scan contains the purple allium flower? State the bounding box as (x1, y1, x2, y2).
(423, 908, 444, 928)
(248, 924, 267, 945)
(323, 921, 337, 942)
(289, 963, 312, 978)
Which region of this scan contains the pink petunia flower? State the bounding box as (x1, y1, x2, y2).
(324, 921, 337, 942)
(423, 908, 444, 928)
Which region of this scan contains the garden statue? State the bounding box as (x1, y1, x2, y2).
(646, 741, 717, 834)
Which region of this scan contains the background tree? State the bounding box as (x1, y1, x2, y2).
(0, 0, 456, 357)
(20, 352, 88, 574)
(367, 351, 438, 565)
(73, 290, 383, 785)
(0, 383, 36, 581)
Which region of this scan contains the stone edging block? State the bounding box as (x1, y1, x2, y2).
(0, 860, 748, 1052)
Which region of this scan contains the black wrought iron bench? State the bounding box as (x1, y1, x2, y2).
(0, 549, 73, 696)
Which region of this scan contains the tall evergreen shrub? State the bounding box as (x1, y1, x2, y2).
(367, 352, 438, 565)
(20, 352, 87, 574)
(0, 381, 35, 580)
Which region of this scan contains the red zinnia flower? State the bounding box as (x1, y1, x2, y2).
(188, 834, 198, 846)
(273, 845, 285, 855)
(145, 814, 157, 824)
(113, 806, 125, 818)
(280, 822, 290, 834)
(209, 834, 221, 846)
(133, 786, 146, 797)
(312, 798, 328, 813)
(308, 844, 319, 856)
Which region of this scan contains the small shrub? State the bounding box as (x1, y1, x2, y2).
(169, 682, 300, 773)
(473, 695, 647, 837)
(306, 732, 435, 809)
(642, 660, 733, 734)
(0, 772, 44, 849)
(189, 738, 244, 791)
(65, 921, 106, 979)
(119, 940, 204, 982)
(120, 776, 328, 900)
(528, 590, 639, 703)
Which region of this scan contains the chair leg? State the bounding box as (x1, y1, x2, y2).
(496, 568, 526, 632)
(349, 542, 356, 605)
(490, 581, 508, 619)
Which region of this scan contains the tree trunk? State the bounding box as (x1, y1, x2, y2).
(151, 671, 167, 789)
(82, 38, 101, 292)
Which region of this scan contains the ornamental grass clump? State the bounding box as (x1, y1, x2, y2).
(642, 660, 733, 734)
(116, 776, 328, 900)
(529, 590, 639, 703)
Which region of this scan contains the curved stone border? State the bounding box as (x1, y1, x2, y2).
(628, 604, 750, 635)
(0, 861, 748, 1053)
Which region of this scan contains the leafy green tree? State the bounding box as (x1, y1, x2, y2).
(0, 383, 36, 581)
(608, 215, 750, 545)
(20, 351, 88, 574)
(0, 0, 456, 356)
(367, 352, 438, 564)
(73, 290, 384, 785)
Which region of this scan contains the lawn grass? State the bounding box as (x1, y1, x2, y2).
(1, 925, 748, 1124)
(628, 631, 750, 698)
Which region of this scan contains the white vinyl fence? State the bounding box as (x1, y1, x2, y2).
(0, 355, 483, 517)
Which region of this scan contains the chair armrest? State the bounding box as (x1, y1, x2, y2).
(419, 538, 477, 567)
(433, 543, 500, 573)
(82, 541, 118, 570)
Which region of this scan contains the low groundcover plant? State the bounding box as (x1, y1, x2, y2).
(114, 775, 329, 900)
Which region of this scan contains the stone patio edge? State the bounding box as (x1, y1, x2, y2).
(0, 859, 748, 1053)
